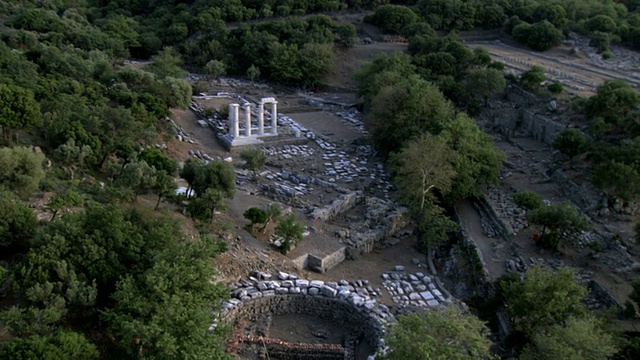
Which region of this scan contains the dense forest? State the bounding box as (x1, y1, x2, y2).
(2, 0, 640, 358)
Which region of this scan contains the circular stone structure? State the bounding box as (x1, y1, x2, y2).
(220, 271, 393, 359)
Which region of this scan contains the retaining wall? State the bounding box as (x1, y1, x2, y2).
(310, 192, 361, 221)
(220, 273, 395, 357)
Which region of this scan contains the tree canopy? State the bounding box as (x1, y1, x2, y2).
(383, 306, 494, 360)
(500, 265, 588, 334)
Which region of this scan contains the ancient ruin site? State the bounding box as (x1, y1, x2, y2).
(152, 30, 640, 359)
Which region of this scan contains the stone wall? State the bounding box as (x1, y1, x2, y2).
(293, 248, 347, 274)
(241, 336, 345, 360)
(473, 196, 513, 238)
(220, 272, 394, 355)
(488, 86, 567, 146)
(550, 169, 599, 211)
(310, 192, 361, 221)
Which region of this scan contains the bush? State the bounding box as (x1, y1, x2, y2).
(602, 50, 613, 59)
(513, 190, 543, 210)
(553, 129, 590, 157)
(243, 207, 268, 225)
(547, 82, 563, 93)
(520, 65, 546, 89)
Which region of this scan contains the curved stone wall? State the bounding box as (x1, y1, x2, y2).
(220, 272, 394, 355)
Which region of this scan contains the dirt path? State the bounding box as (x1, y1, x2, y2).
(455, 199, 507, 281)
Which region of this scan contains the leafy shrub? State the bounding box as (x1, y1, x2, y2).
(513, 190, 543, 210)
(553, 129, 590, 157)
(547, 82, 563, 93)
(243, 207, 268, 225)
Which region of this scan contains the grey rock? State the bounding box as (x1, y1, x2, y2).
(320, 285, 337, 297)
(308, 287, 320, 295)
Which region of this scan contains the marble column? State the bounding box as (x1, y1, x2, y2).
(228, 103, 239, 138)
(270, 101, 278, 135)
(257, 103, 264, 136)
(244, 103, 252, 137)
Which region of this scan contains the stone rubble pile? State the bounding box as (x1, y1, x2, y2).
(335, 108, 368, 134)
(187, 149, 214, 162)
(485, 187, 528, 235)
(572, 36, 640, 83)
(166, 117, 195, 143)
(382, 266, 449, 308)
(505, 256, 593, 281)
(262, 144, 315, 159)
(221, 271, 394, 321)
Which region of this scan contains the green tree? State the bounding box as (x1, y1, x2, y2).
(275, 214, 304, 254)
(391, 133, 457, 214)
(299, 42, 335, 87)
(259, 202, 283, 234)
(464, 68, 506, 106)
(192, 160, 236, 198)
(147, 47, 186, 78)
(592, 161, 640, 202)
(139, 148, 178, 175)
(553, 129, 590, 157)
(383, 306, 494, 360)
(365, 75, 454, 156)
(53, 139, 93, 179)
(159, 77, 192, 109)
(471, 47, 492, 67)
(0, 84, 41, 142)
(547, 82, 564, 93)
(115, 160, 157, 201)
(268, 42, 303, 84)
(102, 236, 230, 359)
(13, 204, 183, 310)
(585, 15, 618, 33)
(152, 170, 177, 210)
(439, 113, 504, 202)
(418, 204, 459, 251)
(0, 146, 47, 197)
(589, 31, 612, 53)
(180, 158, 205, 198)
(520, 65, 546, 89)
(366, 5, 419, 34)
(353, 52, 416, 104)
(246, 64, 260, 83)
(0, 190, 37, 248)
(47, 189, 83, 221)
(333, 23, 357, 47)
(515, 20, 564, 51)
(205, 59, 226, 78)
(501, 265, 588, 334)
(528, 202, 590, 249)
(513, 190, 543, 211)
(240, 147, 267, 178)
(243, 207, 268, 226)
(192, 188, 229, 223)
(0, 329, 99, 360)
(585, 80, 640, 127)
(519, 317, 618, 360)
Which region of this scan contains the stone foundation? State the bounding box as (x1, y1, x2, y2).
(241, 336, 345, 360)
(293, 247, 347, 273)
(220, 273, 393, 358)
(310, 192, 361, 221)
